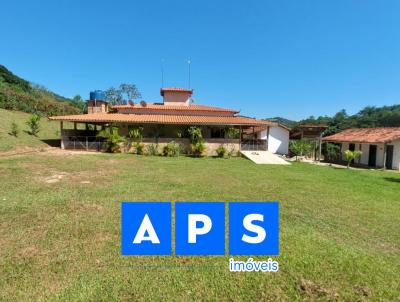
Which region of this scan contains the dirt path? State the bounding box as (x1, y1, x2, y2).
(0, 147, 98, 158)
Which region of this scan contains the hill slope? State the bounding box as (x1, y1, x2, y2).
(0, 65, 84, 116)
(0, 108, 61, 151)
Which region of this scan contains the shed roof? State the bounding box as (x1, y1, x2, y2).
(323, 127, 400, 143)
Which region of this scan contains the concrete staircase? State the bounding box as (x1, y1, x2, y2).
(240, 150, 291, 165)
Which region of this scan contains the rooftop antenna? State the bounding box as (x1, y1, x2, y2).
(161, 58, 165, 88)
(186, 59, 191, 89)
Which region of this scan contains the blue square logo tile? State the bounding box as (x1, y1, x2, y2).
(175, 202, 225, 255)
(229, 202, 279, 255)
(121, 202, 171, 255)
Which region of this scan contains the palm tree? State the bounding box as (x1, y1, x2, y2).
(344, 150, 362, 168)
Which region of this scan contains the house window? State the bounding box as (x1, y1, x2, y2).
(211, 128, 225, 138)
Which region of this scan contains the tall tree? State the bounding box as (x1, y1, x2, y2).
(105, 87, 124, 105)
(119, 84, 142, 102)
(71, 95, 87, 113)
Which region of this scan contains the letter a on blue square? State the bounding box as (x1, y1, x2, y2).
(121, 202, 171, 255)
(229, 202, 279, 255)
(175, 202, 225, 255)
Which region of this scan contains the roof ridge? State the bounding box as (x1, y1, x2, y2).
(111, 103, 239, 112)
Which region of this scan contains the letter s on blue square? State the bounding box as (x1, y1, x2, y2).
(175, 202, 225, 255)
(121, 202, 171, 255)
(229, 202, 279, 255)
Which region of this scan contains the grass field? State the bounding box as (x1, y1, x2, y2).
(0, 108, 68, 151)
(0, 153, 399, 301)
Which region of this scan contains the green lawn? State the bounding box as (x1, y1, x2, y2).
(0, 154, 399, 301)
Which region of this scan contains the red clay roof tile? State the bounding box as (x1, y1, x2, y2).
(160, 87, 193, 96)
(49, 113, 271, 126)
(323, 127, 400, 143)
(111, 104, 239, 114)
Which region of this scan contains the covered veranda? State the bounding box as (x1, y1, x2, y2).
(53, 119, 272, 153)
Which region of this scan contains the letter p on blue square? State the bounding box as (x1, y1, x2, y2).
(175, 202, 225, 255)
(121, 202, 171, 255)
(229, 202, 279, 255)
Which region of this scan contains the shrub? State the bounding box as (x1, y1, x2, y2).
(26, 114, 41, 136)
(162, 141, 181, 157)
(191, 141, 205, 157)
(289, 139, 312, 160)
(225, 127, 239, 139)
(216, 145, 226, 158)
(10, 122, 19, 137)
(146, 144, 158, 156)
(323, 143, 341, 161)
(128, 126, 143, 141)
(126, 126, 144, 152)
(98, 126, 125, 153)
(188, 126, 203, 143)
(344, 150, 362, 168)
(188, 126, 205, 157)
(133, 142, 145, 155)
(226, 146, 237, 158)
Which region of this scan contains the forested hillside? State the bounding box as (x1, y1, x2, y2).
(299, 105, 400, 136)
(0, 65, 85, 116)
(265, 117, 297, 128)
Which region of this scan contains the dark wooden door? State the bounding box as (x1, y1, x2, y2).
(368, 145, 377, 167)
(386, 145, 394, 169)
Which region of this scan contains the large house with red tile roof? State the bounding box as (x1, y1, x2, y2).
(323, 127, 400, 170)
(49, 88, 290, 156)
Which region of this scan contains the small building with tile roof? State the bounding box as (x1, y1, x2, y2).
(49, 87, 289, 156)
(323, 127, 400, 170)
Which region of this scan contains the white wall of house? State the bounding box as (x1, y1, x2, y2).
(340, 140, 400, 170)
(259, 126, 289, 155)
(390, 140, 400, 170)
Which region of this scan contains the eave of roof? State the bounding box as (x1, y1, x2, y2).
(242, 122, 291, 134)
(323, 127, 400, 144)
(49, 113, 271, 126)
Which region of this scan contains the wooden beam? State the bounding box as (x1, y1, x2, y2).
(239, 126, 242, 151)
(60, 121, 64, 149)
(318, 134, 322, 161)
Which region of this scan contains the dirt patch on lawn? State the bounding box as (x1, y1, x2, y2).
(45, 148, 103, 156)
(17, 245, 41, 258)
(26, 165, 115, 186)
(299, 278, 339, 301)
(0, 146, 44, 157)
(43, 172, 69, 183)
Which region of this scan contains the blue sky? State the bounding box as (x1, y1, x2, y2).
(1, 0, 400, 120)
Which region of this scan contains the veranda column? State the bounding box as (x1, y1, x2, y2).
(318, 134, 322, 161)
(383, 143, 387, 170)
(60, 121, 64, 149)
